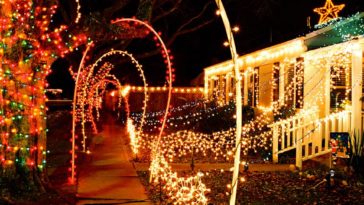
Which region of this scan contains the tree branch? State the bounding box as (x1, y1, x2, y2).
(175, 18, 215, 37)
(165, 18, 215, 47)
(153, 0, 173, 9)
(165, 1, 216, 46)
(126, 2, 216, 60)
(152, 0, 182, 23)
(103, 0, 131, 20)
(121, 17, 214, 62)
(174, 2, 213, 35)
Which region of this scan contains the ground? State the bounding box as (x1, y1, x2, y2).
(138, 169, 364, 204)
(3, 109, 362, 204)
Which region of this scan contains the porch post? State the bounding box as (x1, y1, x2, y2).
(296, 118, 303, 169)
(272, 125, 279, 163)
(325, 63, 331, 117)
(204, 74, 209, 100)
(351, 42, 363, 151)
(279, 64, 285, 107)
(244, 72, 248, 105)
(218, 75, 223, 103)
(226, 74, 231, 103)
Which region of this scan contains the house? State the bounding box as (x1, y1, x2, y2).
(203, 12, 364, 168)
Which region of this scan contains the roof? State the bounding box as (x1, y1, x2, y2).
(305, 12, 364, 50)
(203, 12, 364, 76)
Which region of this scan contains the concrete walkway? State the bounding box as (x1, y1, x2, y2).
(76, 121, 151, 205)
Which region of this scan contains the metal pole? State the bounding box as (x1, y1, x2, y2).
(214, 1, 242, 204)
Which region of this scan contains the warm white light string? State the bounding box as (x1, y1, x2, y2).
(111, 18, 209, 204)
(78, 50, 148, 152)
(74, 0, 81, 23)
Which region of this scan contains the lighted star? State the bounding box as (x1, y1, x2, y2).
(314, 0, 345, 25)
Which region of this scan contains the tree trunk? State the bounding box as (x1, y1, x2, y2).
(0, 0, 85, 196)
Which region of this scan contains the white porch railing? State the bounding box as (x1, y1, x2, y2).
(270, 110, 352, 169)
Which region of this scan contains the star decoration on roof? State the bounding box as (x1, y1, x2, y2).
(314, 0, 345, 25)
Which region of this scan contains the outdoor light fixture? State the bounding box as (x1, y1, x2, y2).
(330, 169, 335, 177)
(232, 26, 240, 32)
(244, 163, 249, 172)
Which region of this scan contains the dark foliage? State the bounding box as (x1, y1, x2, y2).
(196, 101, 236, 133)
(349, 131, 364, 178)
(274, 105, 296, 121)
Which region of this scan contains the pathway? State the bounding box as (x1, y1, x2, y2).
(76, 117, 151, 205)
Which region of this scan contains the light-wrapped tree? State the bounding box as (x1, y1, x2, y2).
(0, 0, 86, 193)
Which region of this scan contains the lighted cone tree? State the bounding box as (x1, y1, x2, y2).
(0, 0, 86, 191)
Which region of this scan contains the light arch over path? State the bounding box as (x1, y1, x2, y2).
(70, 18, 174, 185)
(78, 50, 148, 151)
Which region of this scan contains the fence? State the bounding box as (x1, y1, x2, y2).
(270, 109, 352, 168)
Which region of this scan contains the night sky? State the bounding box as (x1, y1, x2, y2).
(47, 0, 364, 98)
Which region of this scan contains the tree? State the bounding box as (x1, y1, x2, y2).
(0, 0, 86, 195)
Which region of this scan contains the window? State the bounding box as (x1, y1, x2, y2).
(254, 68, 259, 107)
(285, 63, 295, 108)
(212, 78, 219, 99)
(248, 67, 260, 107)
(272, 63, 280, 104)
(284, 58, 304, 109)
(240, 76, 244, 104)
(330, 65, 350, 109)
(295, 57, 304, 109)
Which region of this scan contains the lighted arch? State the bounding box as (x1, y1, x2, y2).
(111, 18, 173, 146)
(80, 69, 121, 133)
(70, 47, 149, 184)
(87, 77, 123, 134)
(78, 50, 148, 152)
(214, 1, 242, 204)
(112, 18, 210, 204)
(70, 17, 174, 183)
(70, 43, 92, 184)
